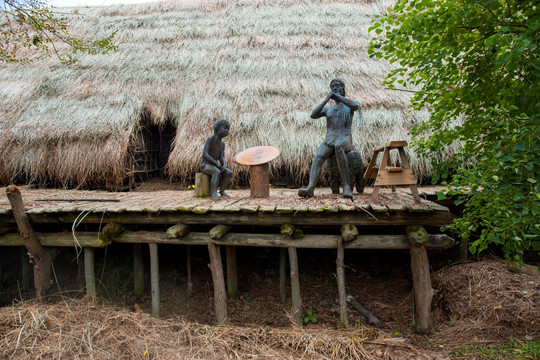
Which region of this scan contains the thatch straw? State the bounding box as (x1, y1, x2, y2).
(0, 297, 434, 359)
(0, 0, 462, 188)
(432, 258, 540, 348)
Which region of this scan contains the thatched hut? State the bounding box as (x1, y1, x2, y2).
(0, 0, 450, 189)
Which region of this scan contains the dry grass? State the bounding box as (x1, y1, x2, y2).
(432, 257, 540, 348)
(0, 297, 433, 360)
(0, 0, 462, 188)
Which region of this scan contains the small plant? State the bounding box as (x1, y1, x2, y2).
(301, 308, 317, 324)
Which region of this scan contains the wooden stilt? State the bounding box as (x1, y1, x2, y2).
(208, 243, 227, 324)
(84, 248, 96, 296)
(133, 244, 144, 296)
(149, 243, 160, 317)
(186, 245, 193, 298)
(77, 255, 85, 290)
(336, 237, 348, 328)
(279, 248, 287, 303)
(225, 246, 238, 297)
(407, 225, 435, 334)
(6, 185, 51, 298)
(288, 247, 301, 324)
(20, 247, 31, 292)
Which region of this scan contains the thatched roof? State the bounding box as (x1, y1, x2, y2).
(0, 0, 452, 189)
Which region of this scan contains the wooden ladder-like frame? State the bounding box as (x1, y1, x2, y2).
(363, 140, 421, 203)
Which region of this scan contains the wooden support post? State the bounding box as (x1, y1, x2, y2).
(336, 237, 348, 328)
(6, 185, 51, 298)
(77, 256, 85, 290)
(407, 225, 435, 334)
(149, 243, 160, 317)
(20, 247, 32, 292)
(187, 245, 193, 298)
(208, 243, 227, 324)
(288, 247, 301, 325)
(133, 244, 144, 296)
(84, 248, 96, 296)
(194, 173, 211, 198)
(279, 248, 287, 303)
(225, 246, 238, 298)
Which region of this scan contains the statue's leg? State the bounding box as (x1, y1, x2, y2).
(219, 168, 232, 197)
(202, 164, 221, 201)
(335, 142, 352, 199)
(298, 143, 333, 198)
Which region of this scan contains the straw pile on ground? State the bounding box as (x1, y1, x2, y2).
(0, 298, 434, 360)
(0, 0, 461, 188)
(432, 258, 540, 348)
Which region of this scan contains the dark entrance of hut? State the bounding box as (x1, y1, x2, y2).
(125, 110, 177, 189)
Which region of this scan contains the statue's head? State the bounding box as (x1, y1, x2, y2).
(330, 78, 345, 96)
(214, 118, 230, 137)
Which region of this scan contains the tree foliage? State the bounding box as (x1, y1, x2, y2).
(1, 0, 116, 63)
(369, 0, 539, 259)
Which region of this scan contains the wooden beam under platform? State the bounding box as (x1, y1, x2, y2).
(0, 231, 455, 249)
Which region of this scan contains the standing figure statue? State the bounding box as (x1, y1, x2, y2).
(201, 119, 233, 200)
(298, 78, 360, 199)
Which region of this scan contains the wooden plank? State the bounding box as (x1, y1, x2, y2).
(240, 204, 259, 213)
(370, 204, 388, 213)
(373, 140, 408, 152)
(0, 233, 109, 247)
(111, 231, 455, 249)
(374, 169, 417, 187)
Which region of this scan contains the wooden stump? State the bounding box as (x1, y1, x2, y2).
(149, 243, 160, 317)
(407, 225, 435, 334)
(249, 163, 270, 198)
(208, 243, 227, 324)
(133, 244, 144, 296)
(194, 173, 211, 198)
(84, 248, 96, 296)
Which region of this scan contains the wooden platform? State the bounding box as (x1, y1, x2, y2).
(1, 186, 454, 332)
(0, 187, 452, 229)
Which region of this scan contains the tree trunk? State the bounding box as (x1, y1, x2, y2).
(6, 185, 51, 298)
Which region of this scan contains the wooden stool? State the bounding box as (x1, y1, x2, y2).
(363, 140, 421, 203)
(194, 173, 211, 198)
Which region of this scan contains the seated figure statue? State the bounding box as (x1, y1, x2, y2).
(298, 78, 360, 199)
(201, 119, 233, 200)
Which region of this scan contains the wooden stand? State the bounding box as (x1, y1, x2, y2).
(363, 141, 421, 203)
(194, 173, 211, 198)
(249, 163, 270, 198)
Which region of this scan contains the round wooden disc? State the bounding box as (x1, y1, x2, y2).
(233, 146, 280, 166)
